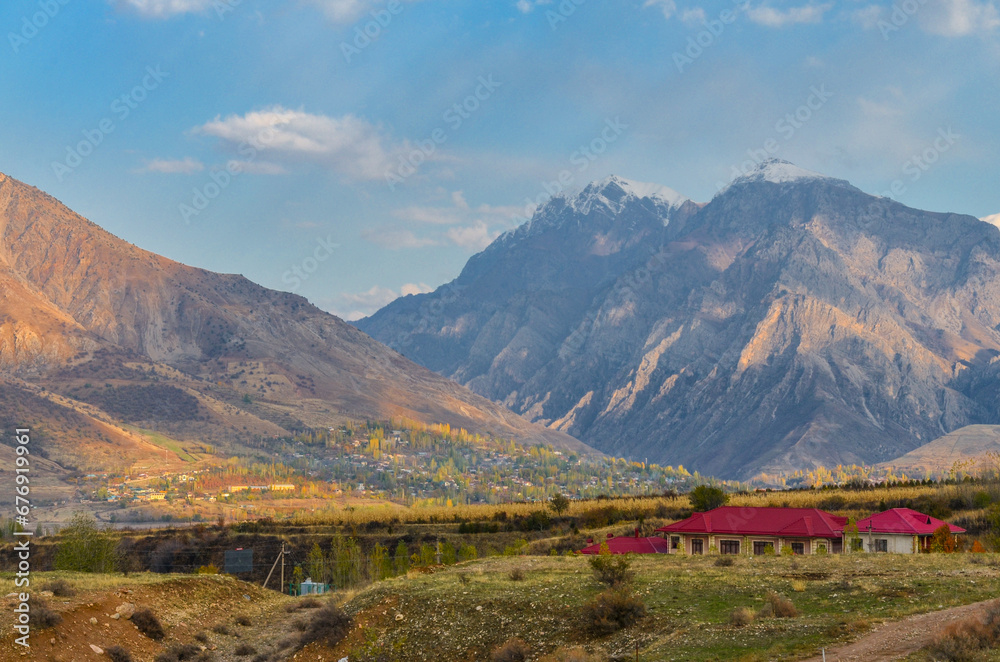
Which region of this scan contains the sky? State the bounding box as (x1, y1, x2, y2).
(2, 0, 999, 320)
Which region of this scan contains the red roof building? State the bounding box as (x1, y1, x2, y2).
(852, 508, 966, 553)
(656, 506, 848, 556)
(580, 531, 670, 555)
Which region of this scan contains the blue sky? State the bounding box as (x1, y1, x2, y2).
(2, 0, 999, 319)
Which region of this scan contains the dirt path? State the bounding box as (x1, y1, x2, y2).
(799, 599, 998, 662)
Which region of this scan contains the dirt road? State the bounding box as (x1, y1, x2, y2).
(799, 599, 998, 661)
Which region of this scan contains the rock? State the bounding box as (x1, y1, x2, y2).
(40, 591, 54, 597)
(116, 602, 136, 619)
(111, 613, 120, 620)
(395, 613, 404, 621)
(89, 617, 98, 625)
(89, 644, 103, 654)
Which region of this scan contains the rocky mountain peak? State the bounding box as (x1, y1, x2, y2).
(718, 158, 852, 196)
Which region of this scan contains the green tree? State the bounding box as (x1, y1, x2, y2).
(689, 485, 728, 512)
(393, 541, 410, 576)
(54, 512, 119, 573)
(457, 543, 477, 562)
(369, 543, 391, 581)
(549, 493, 570, 516)
(440, 541, 457, 565)
(306, 543, 327, 582)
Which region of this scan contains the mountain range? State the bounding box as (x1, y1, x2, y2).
(0, 171, 587, 481)
(358, 160, 1000, 479)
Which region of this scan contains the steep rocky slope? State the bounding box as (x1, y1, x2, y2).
(0, 172, 587, 469)
(359, 162, 1000, 478)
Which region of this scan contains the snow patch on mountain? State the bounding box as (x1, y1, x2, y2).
(720, 158, 849, 195)
(982, 213, 1000, 229)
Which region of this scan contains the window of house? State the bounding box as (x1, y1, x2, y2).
(753, 541, 773, 555)
(720, 540, 740, 555)
(791, 542, 804, 555)
(851, 538, 864, 551)
(671, 536, 680, 550)
(874, 539, 888, 553)
(691, 539, 704, 555)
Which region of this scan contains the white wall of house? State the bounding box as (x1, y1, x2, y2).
(670, 534, 837, 555)
(861, 533, 917, 554)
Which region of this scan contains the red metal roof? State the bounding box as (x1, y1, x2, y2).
(655, 506, 847, 539)
(580, 535, 669, 555)
(855, 508, 966, 535)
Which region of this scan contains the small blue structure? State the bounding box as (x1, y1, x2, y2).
(299, 578, 330, 595)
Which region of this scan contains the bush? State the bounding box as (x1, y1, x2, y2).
(299, 603, 352, 649)
(926, 620, 994, 661)
(729, 607, 755, 627)
(582, 589, 647, 635)
(235, 615, 252, 626)
(714, 556, 735, 567)
(760, 591, 797, 618)
(40, 578, 76, 597)
(194, 632, 209, 643)
(234, 643, 257, 657)
(155, 643, 201, 662)
(106, 645, 134, 662)
(53, 512, 119, 573)
(538, 647, 604, 662)
(508, 566, 526, 582)
(133, 608, 166, 640)
(30, 598, 62, 630)
(588, 544, 634, 587)
(491, 637, 531, 662)
(212, 623, 233, 636)
(790, 580, 806, 592)
(285, 597, 322, 612)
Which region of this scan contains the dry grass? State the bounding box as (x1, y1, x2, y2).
(759, 591, 798, 618)
(491, 637, 532, 662)
(730, 607, 756, 627)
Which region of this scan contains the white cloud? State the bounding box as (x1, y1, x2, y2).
(746, 2, 832, 27)
(113, 0, 214, 18)
(515, 0, 552, 13)
(680, 7, 706, 25)
(983, 213, 1000, 228)
(919, 0, 1000, 36)
(446, 221, 499, 250)
(336, 282, 433, 320)
(305, 0, 424, 23)
(137, 157, 204, 174)
(643, 0, 677, 20)
(361, 228, 439, 250)
(851, 5, 883, 29)
(194, 106, 410, 181)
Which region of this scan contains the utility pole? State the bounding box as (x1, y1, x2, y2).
(280, 542, 285, 593)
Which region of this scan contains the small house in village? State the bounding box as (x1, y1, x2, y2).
(656, 506, 848, 555)
(853, 507, 966, 554)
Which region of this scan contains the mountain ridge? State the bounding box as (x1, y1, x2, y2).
(358, 161, 1000, 478)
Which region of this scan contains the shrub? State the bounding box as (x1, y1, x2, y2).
(40, 578, 76, 597)
(538, 647, 604, 662)
(212, 624, 233, 636)
(588, 544, 634, 587)
(761, 591, 797, 618)
(780, 545, 794, 556)
(299, 603, 352, 649)
(491, 637, 531, 662)
(194, 631, 209, 643)
(30, 598, 62, 630)
(714, 556, 735, 567)
(790, 580, 806, 592)
(285, 597, 322, 612)
(234, 643, 257, 657)
(508, 566, 526, 582)
(106, 645, 134, 662)
(133, 608, 166, 640)
(729, 607, 755, 627)
(53, 512, 119, 573)
(235, 615, 252, 626)
(926, 620, 993, 661)
(196, 564, 220, 574)
(931, 524, 958, 553)
(582, 589, 647, 635)
(155, 643, 202, 662)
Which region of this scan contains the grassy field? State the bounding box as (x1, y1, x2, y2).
(332, 553, 1000, 662)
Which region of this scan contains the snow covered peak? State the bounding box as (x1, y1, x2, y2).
(982, 213, 1000, 229)
(570, 175, 689, 215)
(734, 159, 828, 186)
